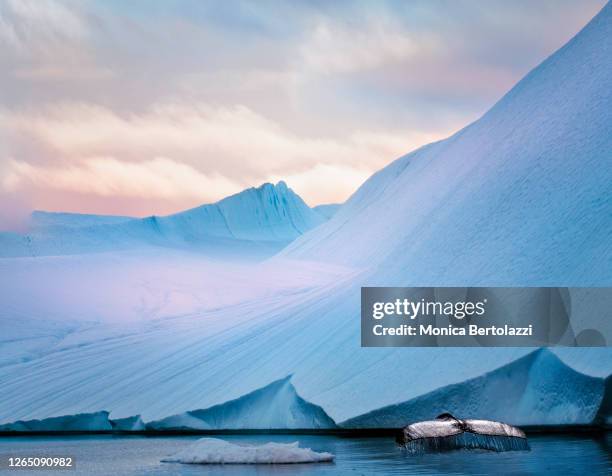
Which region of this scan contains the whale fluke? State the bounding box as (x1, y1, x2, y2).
(396, 413, 529, 453)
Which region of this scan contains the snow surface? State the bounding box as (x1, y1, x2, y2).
(312, 204, 341, 220)
(0, 4, 611, 431)
(161, 438, 334, 464)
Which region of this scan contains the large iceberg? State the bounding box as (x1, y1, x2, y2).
(0, 3, 611, 431)
(0, 181, 324, 258)
(281, 2, 612, 286)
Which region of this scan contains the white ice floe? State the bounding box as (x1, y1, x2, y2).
(161, 438, 334, 464)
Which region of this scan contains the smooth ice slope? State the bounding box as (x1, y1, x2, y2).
(0, 252, 349, 366)
(282, 2, 612, 286)
(312, 204, 341, 219)
(342, 349, 605, 428)
(161, 438, 334, 464)
(149, 376, 336, 430)
(0, 182, 324, 258)
(0, 5, 611, 431)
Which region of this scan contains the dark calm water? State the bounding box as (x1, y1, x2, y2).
(0, 433, 610, 476)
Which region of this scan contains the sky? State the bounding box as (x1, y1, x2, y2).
(0, 0, 606, 228)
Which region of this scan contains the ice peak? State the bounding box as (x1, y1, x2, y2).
(252, 180, 290, 196)
(275, 180, 289, 190)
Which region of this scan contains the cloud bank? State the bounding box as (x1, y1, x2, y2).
(0, 0, 606, 227)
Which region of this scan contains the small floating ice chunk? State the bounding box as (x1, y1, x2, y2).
(161, 438, 334, 464)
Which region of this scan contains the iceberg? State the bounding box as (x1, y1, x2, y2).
(149, 376, 336, 430)
(281, 3, 612, 286)
(110, 415, 146, 431)
(161, 438, 334, 464)
(0, 411, 112, 432)
(0, 3, 610, 431)
(342, 349, 605, 428)
(0, 181, 325, 258)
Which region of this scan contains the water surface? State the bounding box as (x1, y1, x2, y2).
(0, 433, 610, 475)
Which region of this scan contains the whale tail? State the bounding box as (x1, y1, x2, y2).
(401, 432, 530, 453)
(398, 413, 530, 453)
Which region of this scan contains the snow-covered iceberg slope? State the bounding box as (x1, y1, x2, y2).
(312, 204, 341, 220)
(0, 249, 347, 327)
(0, 181, 324, 258)
(161, 438, 334, 464)
(0, 4, 611, 431)
(149, 376, 336, 430)
(281, 2, 612, 286)
(342, 349, 605, 428)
